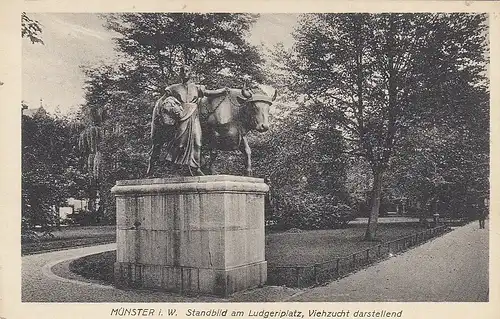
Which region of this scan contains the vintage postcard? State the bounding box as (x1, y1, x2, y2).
(1, 1, 499, 319)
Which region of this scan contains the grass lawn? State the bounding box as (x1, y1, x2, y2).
(22, 225, 116, 255)
(70, 250, 116, 283)
(266, 223, 428, 267)
(69, 222, 429, 284)
(44, 225, 116, 239)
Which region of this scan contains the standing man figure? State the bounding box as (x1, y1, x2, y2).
(162, 65, 227, 176)
(478, 208, 486, 229)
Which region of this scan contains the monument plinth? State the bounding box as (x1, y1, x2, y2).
(111, 175, 268, 296)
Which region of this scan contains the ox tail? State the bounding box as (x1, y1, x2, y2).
(151, 94, 166, 139)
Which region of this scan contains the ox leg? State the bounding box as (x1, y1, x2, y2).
(192, 121, 205, 176)
(240, 136, 252, 176)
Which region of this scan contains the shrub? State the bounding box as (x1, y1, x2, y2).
(66, 209, 101, 226)
(269, 191, 355, 230)
(21, 229, 40, 243)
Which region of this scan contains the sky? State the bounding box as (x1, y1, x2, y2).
(22, 13, 299, 115)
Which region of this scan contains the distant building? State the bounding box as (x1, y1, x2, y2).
(59, 207, 73, 220)
(22, 106, 48, 118)
(59, 198, 89, 220)
(67, 198, 88, 211)
(22, 98, 48, 118)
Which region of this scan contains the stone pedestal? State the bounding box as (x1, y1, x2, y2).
(111, 175, 268, 297)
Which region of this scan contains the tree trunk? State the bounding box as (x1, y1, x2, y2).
(364, 167, 384, 241)
(88, 182, 97, 213)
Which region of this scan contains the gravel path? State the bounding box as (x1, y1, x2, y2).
(289, 221, 489, 302)
(22, 221, 488, 302)
(21, 243, 299, 302)
(22, 243, 224, 302)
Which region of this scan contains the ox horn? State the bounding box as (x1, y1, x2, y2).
(241, 83, 253, 99)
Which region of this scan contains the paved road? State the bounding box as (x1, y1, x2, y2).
(21, 221, 489, 302)
(289, 221, 489, 302)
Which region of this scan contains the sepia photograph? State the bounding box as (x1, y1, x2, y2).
(3, 2, 495, 316)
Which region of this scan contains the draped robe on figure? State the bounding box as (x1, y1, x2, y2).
(162, 82, 205, 169)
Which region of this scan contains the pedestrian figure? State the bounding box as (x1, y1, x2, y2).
(478, 209, 486, 229)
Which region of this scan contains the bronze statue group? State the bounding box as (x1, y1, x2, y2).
(147, 65, 277, 177)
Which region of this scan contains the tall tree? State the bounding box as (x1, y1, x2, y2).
(22, 110, 87, 230)
(287, 13, 488, 239)
(104, 13, 265, 89)
(389, 81, 489, 220)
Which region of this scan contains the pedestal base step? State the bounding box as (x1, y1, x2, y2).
(115, 261, 267, 297)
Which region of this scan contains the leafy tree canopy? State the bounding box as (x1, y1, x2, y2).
(279, 13, 488, 239)
(22, 110, 88, 230)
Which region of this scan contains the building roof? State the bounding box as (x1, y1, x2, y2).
(22, 106, 48, 118)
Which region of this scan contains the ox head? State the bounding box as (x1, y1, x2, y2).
(241, 84, 277, 132)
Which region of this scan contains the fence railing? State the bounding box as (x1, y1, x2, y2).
(267, 225, 451, 288)
(441, 218, 472, 227)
